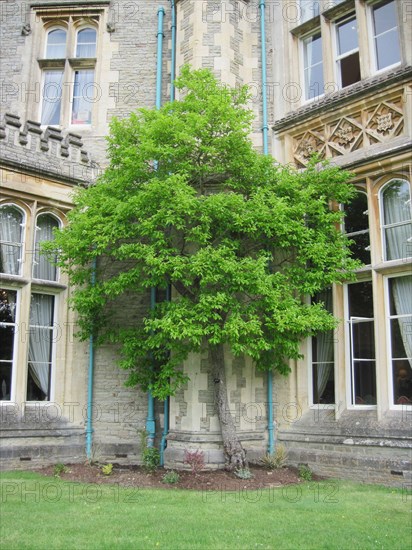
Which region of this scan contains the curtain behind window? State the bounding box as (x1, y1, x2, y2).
(0, 206, 23, 275)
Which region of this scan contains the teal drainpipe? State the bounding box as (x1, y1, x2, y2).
(169, 0, 176, 102)
(160, 0, 176, 466)
(259, 0, 275, 455)
(86, 257, 97, 460)
(146, 6, 166, 449)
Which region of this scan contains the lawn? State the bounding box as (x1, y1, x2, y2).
(0, 471, 411, 549)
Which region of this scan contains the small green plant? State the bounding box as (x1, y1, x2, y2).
(161, 470, 180, 484)
(53, 463, 69, 477)
(142, 447, 160, 472)
(234, 468, 253, 480)
(260, 445, 288, 470)
(101, 463, 113, 476)
(298, 464, 313, 481)
(183, 449, 205, 475)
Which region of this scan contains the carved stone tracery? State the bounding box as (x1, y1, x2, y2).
(292, 93, 405, 166)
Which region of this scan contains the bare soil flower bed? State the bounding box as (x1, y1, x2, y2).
(35, 463, 315, 491)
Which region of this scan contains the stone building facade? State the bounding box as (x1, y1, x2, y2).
(0, 0, 411, 485)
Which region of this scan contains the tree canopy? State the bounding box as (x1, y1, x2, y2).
(48, 65, 358, 427)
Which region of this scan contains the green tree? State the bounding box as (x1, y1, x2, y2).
(48, 67, 359, 469)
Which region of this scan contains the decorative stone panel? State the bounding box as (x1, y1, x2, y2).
(291, 90, 407, 167)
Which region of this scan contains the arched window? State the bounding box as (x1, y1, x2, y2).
(76, 28, 97, 58)
(381, 179, 412, 261)
(33, 214, 60, 281)
(0, 205, 24, 275)
(45, 28, 67, 58)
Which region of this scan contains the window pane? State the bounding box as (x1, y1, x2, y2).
(339, 52, 361, 88)
(76, 28, 97, 57)
(353, 361, 376, 404)
(388, 276, 412, 404)
(304, 33, 322, 65)
(351, 319, 375, 360)
(72, 70, 94, 124)
(344, 192, 370, 264)
(46, 29, 66, 58)
(337, 17, 358, 55)
(303, 33, 324, 100)
(34, 214, 59, 281)
(27, 294, 54, 401)
(299, 1, 320, 23)
(390, 317, 412, 358)
(348, 281, 374, 319)
(311, 288, 335, 404)
(0, 289, 17, 401)
(348, 282, 376, 405)
(41, 71, 63, 126)
(389, 276, 412, 316)
(375, 30, 401, 70)
(373, 0, 398, 36)
(393, 361, 412, 404)
(384, 225, 412, 261)
(382, 180, 411, 225)
(0, 206, 23, 275)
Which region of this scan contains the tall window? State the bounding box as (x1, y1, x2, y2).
(388, 276, 412, 405)
(0, 202, 62, 402)
(27, 293, 55, 401)
(343, 191, 371, 265)
(335, 15, 361, 88)
(380, 179, 412, 262)
(40, 24, 97, 126)
(311, 288, 335, 404)
(347, 282, 376, 405)
(0, 289, 17, 401)
(33, 214, 59, 281)
(0, 205, 24, 275)
(303, 32, 324, 100)
(41, 71, 64, 126)
(371, 0, 401, 71)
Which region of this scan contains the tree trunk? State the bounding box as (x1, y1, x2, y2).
(210, 343, 247, 470)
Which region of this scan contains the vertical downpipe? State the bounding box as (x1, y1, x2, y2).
(146, 6, 165, 449)
(259, 0, 275, 455)
(86, 258, 97, 460)
(160, 1, 176, 466)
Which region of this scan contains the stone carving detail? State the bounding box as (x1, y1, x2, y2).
(329, 116, 363, 157)
(292, 93, 405, 166)
(294, 130, 325, 166)
(335, 123, 355, 145)
(365, 99, 403, 143)
(376, 113, 393, 134)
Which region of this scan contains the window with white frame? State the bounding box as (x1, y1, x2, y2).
(380, 179, 412, 262)
(347, 281, 376, 406)
(302, 31, 324, 100)
(40, 22, 97, 127)
(0, 202, 62, 401)
(294, 1, 404, 106)
(343, 190, 371, 265)
(311, 288, 335, 404)
(371, 0, 401, 72)
(0, 205, 25, 276)
(335, 14, 361, 88)
(387, 275, 412, 405)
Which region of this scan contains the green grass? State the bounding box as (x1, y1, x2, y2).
(1, 471, 411, 549)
